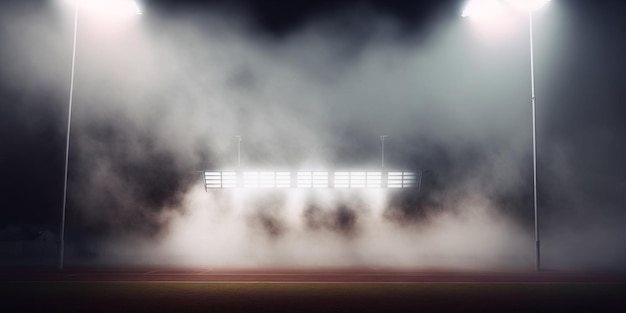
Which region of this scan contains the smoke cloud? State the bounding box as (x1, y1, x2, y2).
(1, 0, 625, 270)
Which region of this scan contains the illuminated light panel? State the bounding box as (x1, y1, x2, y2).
(462, 0, 550, 18)
(462, 0, 508, 18)
(350, 172, 366, 188)
(505, 0, 551, 13)
(297, 172, 329, 188)
(333, 171, 383, 188)
(312, 172, 329, 188)
(203, 171, 237, 189)
(367, 172, 382, 188)
(222, 172, 237, 188)
(204, 171, 221, 189)
(202, 170, 416, 189)
(244, 172, 260, 188)
(259, 172, 275, 188)
(387, 172, 415, 188)
(66, 0, 143, 16)
(297, 172, 312, 188)
(403, 172, 415, 188)
(388, 172, 404, 188)
(334, 172, 350, 188)
(276, 172, 291, 188)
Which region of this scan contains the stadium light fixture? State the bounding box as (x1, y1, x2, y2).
(462, 0, 550, 18)
(461, 0, 550, 272)
(313, 172, 329, 188)
(59, 0, 142, 270)
(276, 172, 291, 188)
(297, 172, 313, 188)
(202, 170, 414, 189)
(63, 0, 142, 16)
(462, 0, 508, 18)
(350, 172, 367, 188)
(506, 0, 551, 13)
(367, 172, 382, 188)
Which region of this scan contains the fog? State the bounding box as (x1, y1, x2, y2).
(1, 0, 625, 270)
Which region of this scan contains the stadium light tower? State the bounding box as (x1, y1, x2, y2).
(462, 0, 550, 272)
(59, 0, 142, 270)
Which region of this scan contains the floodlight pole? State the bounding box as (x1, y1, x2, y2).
(236, 135, 242, 169)
(380, 136, 387, 168)
(529, 11, 541, 272)
(60, 6, 79, 270)
(236, 135, 242, 188)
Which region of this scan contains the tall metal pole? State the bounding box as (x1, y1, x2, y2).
(529, 11, 540, 272)
(380, 135, 387, 168)
(236, 135, 242, 169)
(60, 6, 79, 270)
(236, 135, 242, 188)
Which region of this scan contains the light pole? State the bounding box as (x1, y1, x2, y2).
(529, 9, 541, 273)
(59, 0, 141, 270)
(380, 135, 387, 169)
(462, 0, 551, 272)
(236, 135, 242, 169)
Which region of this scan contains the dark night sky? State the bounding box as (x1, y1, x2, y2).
(0, 0, 625, 267)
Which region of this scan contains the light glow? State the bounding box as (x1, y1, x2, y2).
(202, 170, 416, 189)
(204, 172, 221, 189)
(222, 172, 237, 188)
(350, 172, 366, 188)
(297, 172, 312, 188)
(505, 0, 550, 13)
(367, 172, 382, 188)
(276, 172, 291, 188)
(203, 171, 237, 189)
(313, 172, 329, 188)
(64, 0, 142, 16)
(334, 172, 350, 188)
(462, 0, 550, 18)
(243, 172, 259, 188)
(462, 0, 508, 18)
(297, 171, 329, 188)
(388, 172, 414, 188)
(259, 172, 275, 188)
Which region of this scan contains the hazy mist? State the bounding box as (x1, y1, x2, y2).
(1, 0, 625, 270)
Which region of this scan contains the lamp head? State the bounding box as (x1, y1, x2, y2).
(506, 0, 551, 13)
(462, 0, 551, 18)
(63, 0, 142, 16)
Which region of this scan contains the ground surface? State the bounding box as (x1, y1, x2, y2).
(1, 267, 625, 312)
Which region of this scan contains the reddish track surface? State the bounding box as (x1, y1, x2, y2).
(2, 267, 625, 283)
(2, 267, 625, 312)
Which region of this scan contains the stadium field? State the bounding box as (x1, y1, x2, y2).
(2, 281, 625, 313)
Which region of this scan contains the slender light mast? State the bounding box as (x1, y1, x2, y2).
(461, 0, 551, 272)
(59, 5, 79, 270)
(236, 135, 242, 169)
(380, 135, 387, 169)
(529, 10, 540, 272)
(58, 0, 142, 270)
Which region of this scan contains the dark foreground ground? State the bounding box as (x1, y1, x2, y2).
(1, 267, 625, 313)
